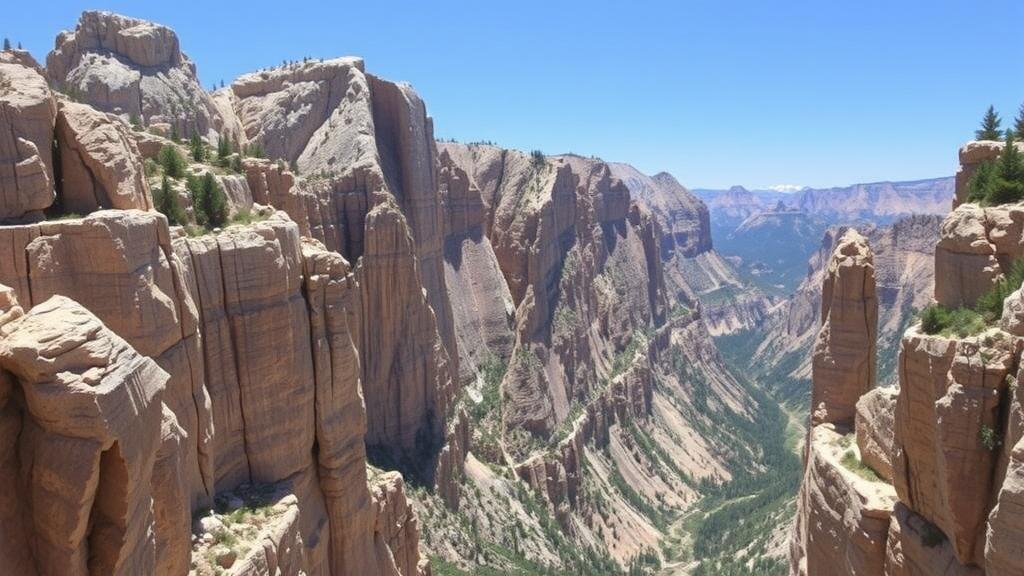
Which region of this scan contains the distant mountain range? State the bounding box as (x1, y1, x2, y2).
(693, 177, 953, 294)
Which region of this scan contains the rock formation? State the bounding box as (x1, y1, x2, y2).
(790, 140, 1024, 575)
(47, 11, 230, 140)
(810, 229, 877, 426)
(0, 57, 56, 221)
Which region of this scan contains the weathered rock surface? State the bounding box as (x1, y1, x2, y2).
(893, 327, 1018, 565)
(789, 426, 896, 576)
(230, 58, 459, 485)
(0, 294, 170, 576)
(55, 100, 152, 213)
(811, 229, 877, 427)
(47, 11, 229, 140)
(886, 503, 983, 576)
(856, 386, 898, 482)
(0, 59, 57, 221)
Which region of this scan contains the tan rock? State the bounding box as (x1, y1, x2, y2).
(0, 59, 57, 220)
(811, 229, 877, 427)
(885, 503, 983, 576)
(789, 426, 896, 576)
(856, 387, 898, 482)
(0, 295, 170, 576)
(934, 204, 1002, 308)
(47, 11, 228, 141)
(892, 326, 1018, 565)
(955, 140, 1024, 206)
(55, 100, 152, 213)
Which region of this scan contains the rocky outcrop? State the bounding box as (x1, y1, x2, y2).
(608, 163, 712, 258)
(0, 58, 56, 221)
(811, 229, 877, 427)
(893, 327, 1018, 565)
(55, 100, 152, 213)
(47, 11, 228, 140)
(0, 293, 172, 575)
(229, 57, 459, 485)
(790, 139, 1024, 574)
(789, 426, 896, 576)
(855, 387, 898, 483)
(954, 141, 1024, 207)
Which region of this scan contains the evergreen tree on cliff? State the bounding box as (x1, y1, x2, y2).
(977, 105, 1003, 140)
(155, 175, 185, 225)
(1014, 102, 1024, 139)
(2, 38, 10, 51)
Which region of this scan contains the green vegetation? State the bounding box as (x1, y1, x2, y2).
(129, 113, 142, 131)
(530, 149, 546, 167)
(840, 449, 882, 482)
(154, 175, 186, 225)
(980, 424, 1001, 451)
(158, 144, 186, 179)
(188, 172, 229, 229)
(921, 522, 946, 548)
(469, 355, 506, 423)
(977, 105, 1003, 140)
(1015, 102, 1024, 140)
(918, 304, 986, 337)
(189, 132, 206, 162)
(2, 38, 10, 51)
(216, 132, 233, 166)
(968, 130, 1024, 205)
(920, 257, 1024, 336)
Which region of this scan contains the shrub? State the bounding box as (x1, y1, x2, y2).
(158, 144, 186, 179)
(918, 304, 985, 337)
(980, 424, 1001, 451)
(216, 133, 232, 166)
(976, 258, 1024, 321)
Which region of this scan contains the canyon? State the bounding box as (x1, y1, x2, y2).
(0, 8, 1017, 576)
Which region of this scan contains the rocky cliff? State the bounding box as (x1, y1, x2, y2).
(741, 214, 941, 402)
(788, 141, 1024, 575)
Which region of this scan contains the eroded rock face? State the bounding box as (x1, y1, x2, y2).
(811, 229, 877, 427)
(47, 11, 228, 140)
(855, 387, 898, 482)
(55, 100, 152, 213)
(229, 59, 460, 485)
(0, 294, 171, 576)
(0, 59, 57, 221)
(886, 503, 983, 576)
(893, 327, 1018, 565)
(789, 426, 896, 576)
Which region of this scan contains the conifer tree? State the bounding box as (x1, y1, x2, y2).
(977, 105, 1003, 140)
(192, 173, 228, 229)
(170, 123, 180, 143)
(155, 175, 185, 225)
(189, 132, 205, 162)
(2, 38, 10, 51)
(158, 144, 185, 179)
(217, 133, 231, 166)
(1014, 102, 1024, 139)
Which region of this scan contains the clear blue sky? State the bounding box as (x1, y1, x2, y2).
(6, 1, 1023, 189)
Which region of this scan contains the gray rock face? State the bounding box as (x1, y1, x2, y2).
(46, 11, 228, 141)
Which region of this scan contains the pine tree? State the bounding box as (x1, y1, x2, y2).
(1014, 102, 1024, 139)
(170, 123, 180, 143)
(154, 175, 185, 225)
(189, 132, 205, 162)
(193, 173, 228, 229)
(999, 130, 1024, 184)
(16, 42, 21, 50)
(158, 144, 186, 179)
(2, 38, 10, 51)
(216, 133, 231, 166)
(977, 105, 1003, 140)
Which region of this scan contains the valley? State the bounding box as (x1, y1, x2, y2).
(0, 5, 1021, 576)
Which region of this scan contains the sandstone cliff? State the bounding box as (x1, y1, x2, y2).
(789, 141, 1024, 575)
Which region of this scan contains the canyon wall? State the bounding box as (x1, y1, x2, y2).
(789, 140, 1024, 575)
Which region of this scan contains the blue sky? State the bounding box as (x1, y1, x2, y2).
(5, 1, 1023, 188)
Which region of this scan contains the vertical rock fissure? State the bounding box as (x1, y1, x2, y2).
(216, 238, 254, 483)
